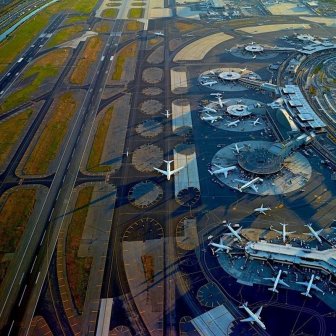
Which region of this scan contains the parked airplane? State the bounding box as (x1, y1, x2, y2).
(226, 120, 240, 127)
(224, 223, 242, 241)
(234, 177, 263, 192)
(154, 31, 164, 36)
(251, 118, 261, 126)
(162, 109, 171, 118)
(240, 302, 266, 330)
(264, 270, 289, 293)
(304, 223, 323, 244)
(296, 274, 324, 298)
(202, 106, 217, 113)
(270, 223, 295, 243)
(254, 204, 271, 215)
(210, 93, 224, 108)
(201, 113, 222, 123)
(209, 237, 232, 253)
(202, 80, 218, 87)
(231, 143, 244, 154)
(153, 160, 184, 180)
(208, 164, 236, 178)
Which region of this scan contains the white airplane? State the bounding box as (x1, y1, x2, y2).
(210, 93, 224, 108)
(250, 118, 261, 126)
(239, 302, 266, 330)
(201, 113, 222, 123)
(162, 109, 171, 118)
(223, 223, 242, 241)
(304, 223, 323, 244)
(296, 274, 324, 298)
(208, 164, 236, 178)
(254, 204, 271, 215)
(231, 143, 244, 154)
(270, 223, 295, 243)
(226, 120, 240, 127)
(202, 80, 218, 87)
(153, 160, 184, 180)
(234, 177, 263, 192)
(202, 106, 217, 113)
(154, 31, 164, 36)
(209, 237, 232, 253)
(264, 270, 289, 293)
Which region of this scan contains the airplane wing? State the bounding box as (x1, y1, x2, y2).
(311, 284, 324, 293)
(263, 277, 276, 282)
(234, 179, 248, 184)
(287, 231, 296, 234)
(241, 317, 255, 323)
(296, 281, 308, 287)
(271, 229, 282, 234)
(153, 167, 168, 176)
(213, 163, 223, 169)
(316, 229, 323, 234)
(171, 166, 184, 175)
(279, 279, 290, 287)
(255, 306, 263, 318)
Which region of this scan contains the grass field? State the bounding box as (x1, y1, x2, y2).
(0, 48, 70, 115)
(0, 188, 36, 284)
(64, 15, 89, 24)
(112, 42, 137, 80)
(0, 108, 33, 165)
(66, 186, 94, 313)
(46, 24, 85, 48)
(87, 106, 114, 172)
(70, 36, 103, 85)
(0, 0, 99, 74)
(101, 8, 118, 18)
(125, 21, 142, 31)
(128, 8, 144, 18)
(175, 21, 201, 32)
(23, 92, 76, 175)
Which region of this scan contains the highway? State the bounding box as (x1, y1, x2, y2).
(0, 17, 127, 335)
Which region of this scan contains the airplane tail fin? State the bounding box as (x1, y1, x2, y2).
(164, 160, 174, 164)
(208, 169, 214, 175)
(301, 292, 312, 298)
(268, 287, 278, 293)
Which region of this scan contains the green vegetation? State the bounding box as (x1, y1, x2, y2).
(313, 64, 322, 74)
(0, 14, 50, 74)
(66, 186, 94, 313)
(64, 15, 89, 24)
(132, 2, 146, 6)
(87, 106, 114, 172)
(23, 92, 76, 175)
(0, 0, 99, 74)
(128, 8, 144, 18)
(46, 25, 85, 48)
(112, 42, 137, 80)
(0, 108, 33, 164)
(0, 49, 70, 115)
(101, 8, 118, 18)
(70, 36, 103, 85)
(0, 188, 36, 284)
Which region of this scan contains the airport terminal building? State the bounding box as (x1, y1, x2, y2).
(245, 241, 336, 276)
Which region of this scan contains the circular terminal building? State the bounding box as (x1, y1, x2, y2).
(237, 147, 283, 175)
(244, 44, 264, 53)
(218, 70, 241, 82)
(227, 104, 252, 117)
